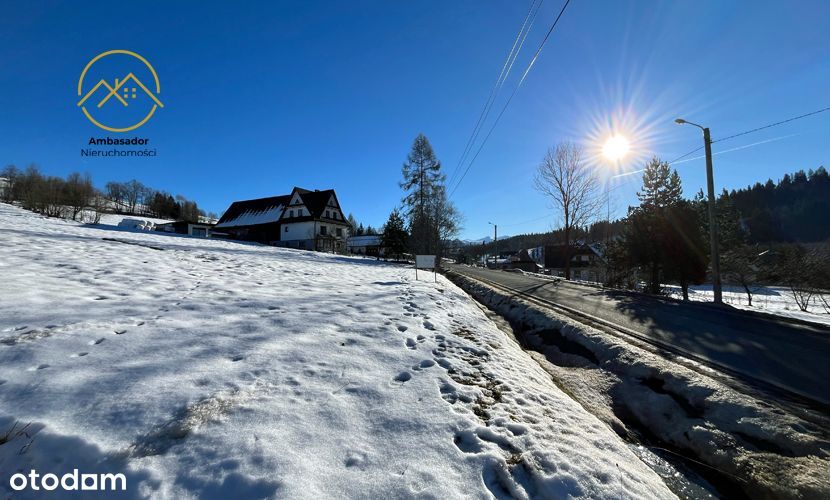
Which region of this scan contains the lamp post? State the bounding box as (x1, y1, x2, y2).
(674, 118, 723, 304)
(488, 221, 498, 267)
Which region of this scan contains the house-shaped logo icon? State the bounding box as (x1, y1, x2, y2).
(77, 50, 164, 133)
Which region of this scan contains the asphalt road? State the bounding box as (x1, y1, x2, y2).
(449, 265, 830, 408)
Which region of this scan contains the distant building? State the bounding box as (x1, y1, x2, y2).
(484, 249, 541, 272)
(214, 187, 350, 252)
(157, 220, 213, 238)
(347, 235, 383, 257)
(0, 177, 9, 199)
(528, 243, 606, 282)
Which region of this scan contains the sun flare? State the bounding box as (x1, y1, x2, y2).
(602, 135, 630, 161)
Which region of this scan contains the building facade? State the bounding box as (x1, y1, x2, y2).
(214, 187, 350, 252)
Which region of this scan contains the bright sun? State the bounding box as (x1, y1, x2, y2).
(602, 135, 630, 161)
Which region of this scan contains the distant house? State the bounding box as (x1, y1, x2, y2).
(0, 177, 8, 199)
(157, 220, 213, 238)
(528, 243, 606, 281)
(508, 249, 541, 272)
(214, 187, 350, 252)
(347, 235, 383, 257)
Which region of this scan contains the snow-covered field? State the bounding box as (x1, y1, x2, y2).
(0, 203, 674, 499)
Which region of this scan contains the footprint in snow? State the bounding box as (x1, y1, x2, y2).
(405, 338, 417, 349)
(114, 329, 127, 335)
(397, 325, 408, 332)
(91, 338, 105, 345)
(393, 371, 412, 383)
(72, 352, 89, 358)
(423, 321, 436, 331)
(230, 355, 244, 362)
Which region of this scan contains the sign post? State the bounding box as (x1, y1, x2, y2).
(415, 255, 437, 283)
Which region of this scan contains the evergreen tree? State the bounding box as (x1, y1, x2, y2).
(347, 213, 358, 232)
(399, 134, 460, 257)
(381, 208, 408, 260)
(637, 157, 682, 209)
(625, 158, 705, 297)
(661, 201, 708, 299)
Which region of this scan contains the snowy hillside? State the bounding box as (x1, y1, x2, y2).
(0, 203, 673, 498)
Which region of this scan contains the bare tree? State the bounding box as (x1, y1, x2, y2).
(123, 179, 146, 214)
(534, 142, 602, 279)
(64, 172, 94, 221)
(722, 246, 762, 306)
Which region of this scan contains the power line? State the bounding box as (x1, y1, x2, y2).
(666, 105, 830, 165)
(712, 105, 830, 144)
(499, 213, 552, 228)
(449, 0, 572, 199)
(667, 145, 704, 165)
(447, 0, 543, 190)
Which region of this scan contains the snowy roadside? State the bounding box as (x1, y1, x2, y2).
(0, 203, 674, 499)
(513, 269, 830, 327)
(448, 272, 830, 499)
(663, 284, 830, 327)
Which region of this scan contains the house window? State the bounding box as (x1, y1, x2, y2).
(284, 226, 289, 232)
(326, 210, 330, 219)
(336, 228, 342, 237)
(320, 225, 327, 235)
(289, 210, 294, 218)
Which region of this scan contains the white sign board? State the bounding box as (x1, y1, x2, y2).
(414, 254, 437, 282)
(415, 255, 436, 269)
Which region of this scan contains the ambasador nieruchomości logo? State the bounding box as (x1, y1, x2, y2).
(77, 50, 164, 132)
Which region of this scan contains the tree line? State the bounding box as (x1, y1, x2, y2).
(723, 166, 830, 243)
(1, 164, 215, 223)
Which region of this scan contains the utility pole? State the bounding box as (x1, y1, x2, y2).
(488, 221, 498, 267)
(675, 118, 723, 304)
(702, 127, 723, 304)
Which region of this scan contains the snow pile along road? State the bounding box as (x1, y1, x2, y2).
(449, 271, 830, 499)
(0, 204, 675, 498)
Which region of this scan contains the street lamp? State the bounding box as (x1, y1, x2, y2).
(674, 118, 723, 304)
(488, 221, 498, 267)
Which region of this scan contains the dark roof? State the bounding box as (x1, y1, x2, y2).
(216, 187, 350, 229)
(299, 189, 335, 218)
(216, 194, 291, 227)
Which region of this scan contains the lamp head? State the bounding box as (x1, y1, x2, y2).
(674, 118, 687, 125)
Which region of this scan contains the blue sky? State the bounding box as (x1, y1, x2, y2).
(1, 1, 828, 239)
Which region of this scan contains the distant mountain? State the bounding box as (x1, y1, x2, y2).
(461, 235, 510, 245)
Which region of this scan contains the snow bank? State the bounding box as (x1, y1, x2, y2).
(97, 213, 174, 228)
(449, 272, 830, 499)
(0, 203, 673, 499)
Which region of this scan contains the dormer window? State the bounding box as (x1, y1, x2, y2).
(289, 210, 294, 218)
(325, 210, 330, 219)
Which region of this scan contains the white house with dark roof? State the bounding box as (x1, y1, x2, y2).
(214, 187, 351, 252)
